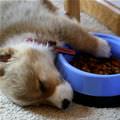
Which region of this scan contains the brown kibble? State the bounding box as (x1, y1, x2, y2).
(70, 52, 120, 75)
(112, 60, 120, 67)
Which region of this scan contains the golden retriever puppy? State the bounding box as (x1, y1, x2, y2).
(0, 0, 111, 109)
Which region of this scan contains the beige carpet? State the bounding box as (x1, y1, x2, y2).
(0, 0, 120, 120)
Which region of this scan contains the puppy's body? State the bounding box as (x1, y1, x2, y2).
(0, 0, 111, 109)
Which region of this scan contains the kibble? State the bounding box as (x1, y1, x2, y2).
(70, 52, 120, 75)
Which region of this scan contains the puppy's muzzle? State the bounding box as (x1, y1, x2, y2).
(48, 81, 73, 109)
(62, 99, 71, 109)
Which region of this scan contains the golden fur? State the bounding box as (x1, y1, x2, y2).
(0, 0, 111, 109)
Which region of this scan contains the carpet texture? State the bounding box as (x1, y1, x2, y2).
(0, 0, 120, 120)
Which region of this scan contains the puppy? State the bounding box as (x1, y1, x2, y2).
(0, 0, 111, 109)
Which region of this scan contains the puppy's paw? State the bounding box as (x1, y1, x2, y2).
(0, 48, 16, 62)
(0, 48, 11, 56)
(0, 48, 15, 56)
(95, 37, 111, 58)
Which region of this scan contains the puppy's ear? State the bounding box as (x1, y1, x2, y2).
(0, 48, 16, 62)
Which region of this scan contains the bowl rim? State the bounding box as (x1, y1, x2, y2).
(58, 54, 120, 78)
(58, 33, 120, 78)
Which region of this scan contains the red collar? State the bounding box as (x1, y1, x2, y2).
(0, 38, 76, 62)
(26, 38, 76, 55)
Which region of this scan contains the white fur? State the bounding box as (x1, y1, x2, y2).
(48, 81, 73, 109)
(95, 37, 111, 58)
(2, 32, 52, 54)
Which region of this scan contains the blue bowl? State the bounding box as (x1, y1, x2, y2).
(56, 33, 120, 97)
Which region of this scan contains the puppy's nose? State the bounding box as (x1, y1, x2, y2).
(62, 99, 70, 109)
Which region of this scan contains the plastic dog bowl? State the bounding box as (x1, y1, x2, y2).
(56, 33, 120, 107)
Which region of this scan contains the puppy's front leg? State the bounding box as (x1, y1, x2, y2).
(28, 12, 111, 57)
(0, 48, 16, 57)
(56, 16, 111, 57)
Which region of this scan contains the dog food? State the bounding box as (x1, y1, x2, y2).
(70, 53, 120, 75)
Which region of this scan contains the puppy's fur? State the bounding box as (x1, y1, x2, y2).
(0, 0, 111, 109)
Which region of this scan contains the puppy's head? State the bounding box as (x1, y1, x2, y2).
(0, 42, 73, 109)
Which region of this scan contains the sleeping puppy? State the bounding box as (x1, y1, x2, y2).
(0, 0, 111, 109)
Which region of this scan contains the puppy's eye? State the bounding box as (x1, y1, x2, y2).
(39, 81, 46, 93)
